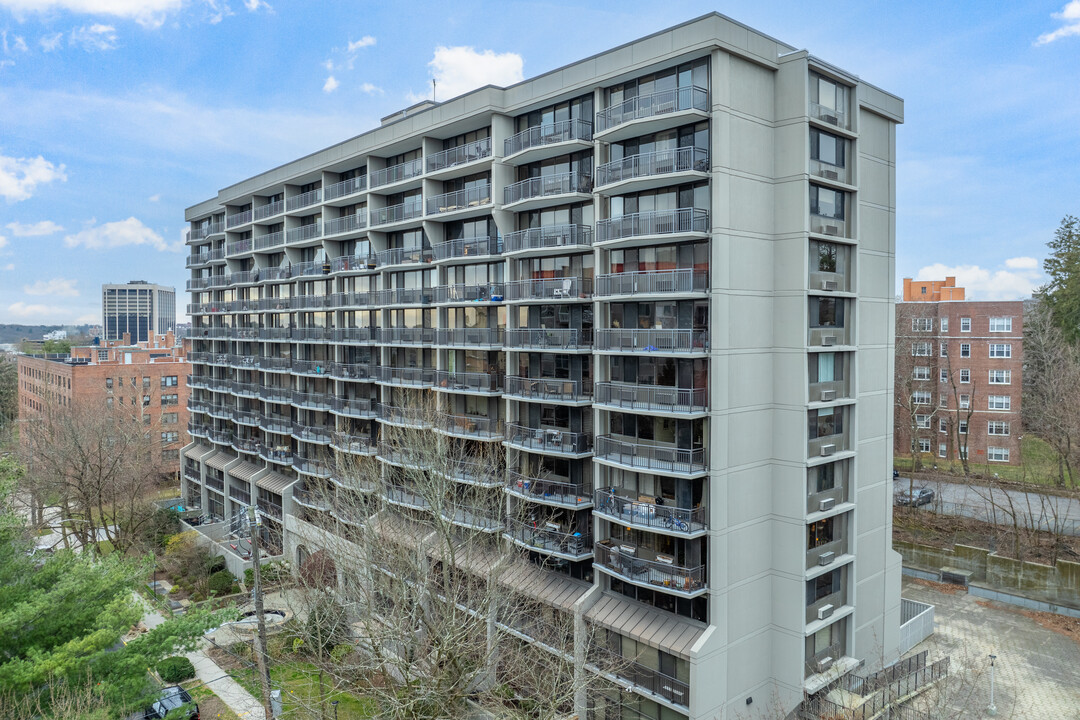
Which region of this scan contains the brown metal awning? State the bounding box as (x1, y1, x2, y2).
(585, 591, 705, 659)
(255, 471, 296, 495)
(228, 461, 263, 482)
(205, 451, 236, 471)
(183, 444, 215, 461)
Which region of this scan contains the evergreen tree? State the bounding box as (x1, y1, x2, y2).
(1043, 215, 1080, 342)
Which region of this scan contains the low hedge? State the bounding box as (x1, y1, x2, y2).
(157, 655, 196, 683)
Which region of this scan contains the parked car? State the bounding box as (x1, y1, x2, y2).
(892, 468, 900, 479)
(143, 686, 199, 720)
(894, 487, 935, 507)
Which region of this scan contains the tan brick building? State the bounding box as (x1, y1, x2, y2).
(17, 331, 191, 476)
(895, 281, 1023, 466)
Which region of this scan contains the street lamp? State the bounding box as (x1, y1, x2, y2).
(987, 653, 997, 716)
(331, 699, 339, 720)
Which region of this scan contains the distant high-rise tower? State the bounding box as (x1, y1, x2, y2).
(102, 281, 176, 343)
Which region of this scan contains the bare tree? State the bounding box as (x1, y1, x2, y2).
(895, 303, 941, 474)
(943, 345, 978, 478)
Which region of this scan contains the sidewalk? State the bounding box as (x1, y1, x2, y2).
(187, 643, 266, 720)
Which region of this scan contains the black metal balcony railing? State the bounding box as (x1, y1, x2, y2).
(257, 385, 290, 403)
(594, 328, 708, 353)
(258, 413, 291, 435)
(432, 235, 503, 261)
(377, 403, 432, 427)
(594, 268, 708, 298)
(208, 428, 232, 445)
(593, 382, 707, 414)
(593, 489, 706, 534)
(331, 395, 376, 417)
(594, 542, 705, 597)
(435, 327, 505, 348)
(293, 487, 331, 511)
(232, 436, 260, 454)
(597, 147, 709, 187)
(506, 471, 593, 508)
(503, 376, 592, 402)
(596, 85, 709, 132)
(504, 424, 593, 455)
(503, 519, 592, 558)
(294, 455, 332, 478)
(433, 370, 503, 394)
(331, 327, 379, 344)
(503, 223, 593, 254)
(426, 136, 492, 172)
(331, 254, 377, 273)
(503, 328, 593, 350)
(503, 276, 592, 302)
(373, 287, 433, 306)
(328, 361, 375, 380)
(595, 436, 706, 475)
(331, 431, 375, 456)
(370, 157, 424, 188)
(437, 413, 502, 440)
(504, 118, 594, 156)
(504, 171, 593, 204)
(324, 174, 367, 200)
(590, 647, 690, 708)
(379, 327, 436, 345)
(377, 366, 435, 387)
(260, 444, 294, 465)
(292, 422, 332, 445)
(426, 184, 492, 215)
(292, 390, 332, 411)
(596, 208, 709, 244)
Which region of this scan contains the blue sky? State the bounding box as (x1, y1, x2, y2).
(1, 0, 1079, 324)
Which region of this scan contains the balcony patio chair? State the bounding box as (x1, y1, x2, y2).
(553, 278, 573, 299)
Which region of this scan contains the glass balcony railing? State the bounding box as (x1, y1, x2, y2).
(596, 85, 709, 133)
(596, 208, 709, 244)
(504, 118, 594, 157)
(503, 223, 592, 254)
(593, 382, 707, 414)
(504, 171, 592, 205)
(594, 436, 706, 476)
(426, 137, 492, 172)
(594, 268, 707, 298)
(809, 102, 849, 130)
(596, 147, 708, 187)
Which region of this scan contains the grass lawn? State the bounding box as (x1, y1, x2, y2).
(895, 435, 1072, 487)
(184, 682, 241, 720)
(232, 658, 378, 719)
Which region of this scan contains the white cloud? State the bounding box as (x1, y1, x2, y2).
(360, 82, 382, 95)
(39, 32, 63, 51)
(2, 263, 13, 271)
(347, 35, 375, 51)
(6, 300, 94, 324)
(0, 152, 68, 202)
(0, 0, 184, 29)
(1036, 1, 1080, 45)
(243, 0, 269, 10)
(0, 235, 7, 249)
(24, 278, 79, 297)
(70, 24, 118, 51)
(0, 60, 13, 71)
(322, 75, 339, 93)
(6, 220, 64, 236)
(63, 217, 175, 252)
(13, 35, 27, 52)
(148, 193, 160, 202)
(411, 45, 524, 104)
(916, 258, 1045, 301)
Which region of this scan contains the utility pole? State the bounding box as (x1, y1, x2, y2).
(248, 506, 274, 719)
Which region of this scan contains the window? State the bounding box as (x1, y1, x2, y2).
(988, 421, 1010, 436)
(161, 431, 179, 443)
(989, 343, 1012, 358)
(940, 369, 949, 383)
(810, 128, 847, 167)
(142, 394, 150, 406)
(960, 343, 970, 358)
(162, 449, 179, 461)
(940, 342, 949, 357)
(939, 394, 948, 408)
(988, 447, 1010, 462)
(143, 376, 150, 389)
(162, 393, 179, 405)
(915, 414, 931, 429)
(810, 185, 846, 220)
(960, 317, 971, 332)
(918, 438, 931, 453)
(989, 370, 1011, 385)
(98, 349, 108, 361)
(960, 369, 971, 383)
(959, 394, 970, 409)
(939, 418, 949, 433)
(809, 407, 842, 439)
(939, 443, 948, 458)
(913, 366, 930, 380)
(106, 397, 114, 408)
(912, 391, 931, 405)
(989, 317, 1012, 332)
(988, 395, 1011, 410)
(105, 377, 113, 389)
(912, 342, 932, 357)
(162, 412, 178, 424)
(912, 318, 933, 332)
(940, 317, 949, 332)
(809, 297, 844, 328)
(161, 375, 179, 388)
(958, 420, 968, 434)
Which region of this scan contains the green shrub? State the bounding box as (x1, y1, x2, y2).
(157, 655, 196, 683)
(208, 570, 234, 596)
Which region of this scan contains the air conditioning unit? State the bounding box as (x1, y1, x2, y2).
(818, 550, 836, 566)
(819, 498, 836, 512)
(817, 604, 835, 621)
(823, 224, 840, 236)
(821, 169, 839, 181)
(815, 657, 834, 673)
(820, 444, 836, 457)
(820, 389, 837, 402)
(821, 280, 838, 291)
(821, 336, 836, 347)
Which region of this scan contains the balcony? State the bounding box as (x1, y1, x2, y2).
(291, 295, 335, 311)
(286, 223, 322, 244)
(292, 390, 332, 411)
(188, 421, 209, 438)
(374, 287, 433, 306)
(503, 376, 591, 404)
(593, 382, 707, 415)
(260, 444, 294, 466)
(504, 519, 592, 561)
(324, 175, 367, 201)
(807, 537, 848, 570)
(292, 422, 332, 445)
(810, 101, 849, 130)
(327, 291, 373, 308)
(593, 542, 706, 598)
(226, 209, 253, 228)
(371, 201, 423, 228)
(505, 471, 592, 509)
(596, 208, 709, 248)
(433, 370, 502, 395)
(376, 366, 435, 388)
(331, 431, 376, 457)
(292, 260, 331, 278)
(330, 327, 379, 344)
(257, 385, 290, 404)
(378, 403, 432, 428)
(440, 459, 503, 488)
(504, 119, 594, 164)
(186, 251, 210, 268)
(370, 157, 424, 189)
(254, 231, 285, 251)
(232, 409, 259, 426)
(593, 490, 706, 537)
(291, 327, 333, 343)
(503, 276, 592, 302)
(293, 487, 331, 511)
(426, 184, 492, 216)
(433, 235, 502, 262)
(286, 188, 322, 212)
(503, 328, 593, 351)
(503, 171, 593, 211)
(258, 413, 291, 435)
(188, 375, 210, 390)
(503, 223, 592, 256)
(253, 199, 284, 221)
(232, 436, 260, 454)
(226, 239, 253, 256)
(426, 137, 492, 174)
(504, 423, 592, 457)
(383, 484, 430, 511)
(258, 499, 284, 521)
(256, 327, 290, 342)
(208, 428, 232, 446)
(229, 270, 258, 286)
(591, 648, 690, 708)
(328, 361, 375, 381)
(325, 212, 368, 237)
(255, 356, 291, 372)
(594, 436, 706, 477)
(294, 455, 332, 478)
(594, 268, 707, 299)
(596, 147, 709, 193)
(435, 327, 505, 348)
(375, 245, 432, 267)
(379, 327, 435, 346)
(330, 395, 377, 418)
(595, 85, 709, 141)
(435, 283, 503, 304)
(436, 413, 502, 440)
(594, 328, 707, 355)
(811, 158, 851, 186)
(331, 255, 377, 274)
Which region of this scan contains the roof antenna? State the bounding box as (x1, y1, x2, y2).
(433, 79, 436, 103)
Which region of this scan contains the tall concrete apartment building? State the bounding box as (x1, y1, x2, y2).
(896, 277, 1023, 466)
(182, 14, 904, 718)
(102, 280, 177, 342)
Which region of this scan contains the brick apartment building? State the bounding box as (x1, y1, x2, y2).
(895, 277, 1023, 466)
(17, 331, 191, 475)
